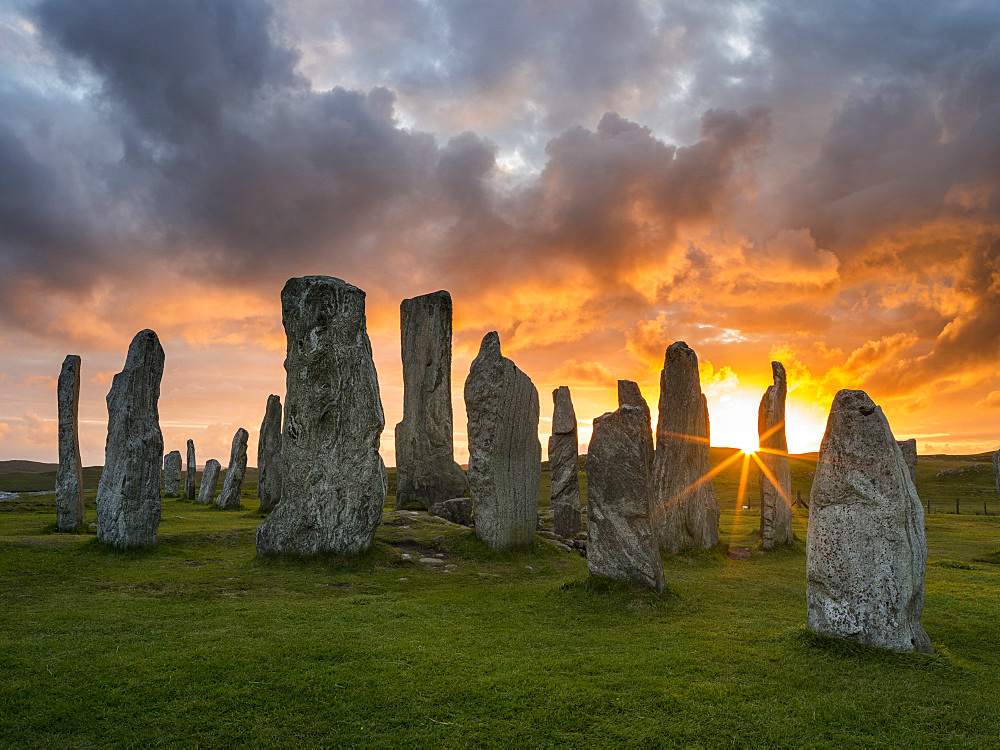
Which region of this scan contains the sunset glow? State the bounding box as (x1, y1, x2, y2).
(2, 1, 999, 466)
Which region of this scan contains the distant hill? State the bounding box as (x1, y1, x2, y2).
(0, 460, 59, 474)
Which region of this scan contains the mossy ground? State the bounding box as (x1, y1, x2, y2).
(2, 450, 999, 746)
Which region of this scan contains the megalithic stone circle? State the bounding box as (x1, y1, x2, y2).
(255, 276, 387, 556)
(394, 290, 467, 510)
(586, 380, 665, 593)
(95, 329, 164, 548)
(464, 331, 541, 551)
(56, 354, 85, 531)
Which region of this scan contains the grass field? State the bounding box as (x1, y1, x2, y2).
(2, 449, 999, 746)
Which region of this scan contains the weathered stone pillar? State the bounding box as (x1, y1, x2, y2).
(394, 290, 467, 509)
(465, 331, 541, 551)
(896, 438, 918, 488)
(806, 389, 932, 653)
(257, 395, 282, 513)
(56, 354, 85, 531)
(198, 459, 221, 505)
(255, 276, 386, 556)
(548, 386, 582, 537)
(758, 361, 793, 549)
(163, 450, 182, 497)
(185, 439, 197, 500)
(95, 329, 164, 548)
(216, 428, 249, 509)
(652, 341, 719, 553)
(586, 381, 664, 593)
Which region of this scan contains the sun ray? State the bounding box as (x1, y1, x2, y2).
(731, 451, 752, 540)
(651, 448, 745, 522)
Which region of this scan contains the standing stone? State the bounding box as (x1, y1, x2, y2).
(255, 276, 387, 556)
(586, 381, 665, 593)
(758, 361, 793, 549)
(95, 330, 164, 548)
(652, 341, 720, 554)
(163, 450, 182, 497)
(394, 291, 467, 510)
(55, 354, 85, 531)
(197, 459, 221, 505)
(216, 428, 249, 509)
(896, 438, 918, 488)
(994, 449, 1000, 501)
(806, 389, 933, 654)
(257, 395, 283, 513)
(185, 439, 197, 500)
(548, 386, 582, 537)
(464, 331, 541, 551)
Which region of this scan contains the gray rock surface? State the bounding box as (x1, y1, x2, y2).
(994, 450, 1000, 501)
(758, 361, 793, 549)
(56, 354, 85, 531)
(652, 341, 720, 553)
(394, 290, 467, 510)
(548, 386, 582, 538)
(163, 450, 182, 497)
(185, 440, 197, 500)
(216, 428, 249, 509)
(896, 438, 918, 488)
(197, 459, 221, 505)
(464, 331, 541, 551)
(585, 381, 665, 593)
(95, 330, 164, 548)
(432, 497, 473, 526)
(255, 276, 386, 556)
(257, 395, 283, 513)
(806, 389, 933, 654)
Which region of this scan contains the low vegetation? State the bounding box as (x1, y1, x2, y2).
(1, 450, 999, 746)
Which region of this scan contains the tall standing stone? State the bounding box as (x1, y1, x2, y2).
(806, 389, 933, 654)
(896, 439, 918, 488)
(198, 459, 221, 505)
(217, 428, 249, 509)
(394, 291, 467, 510)
(255, 276, 387, 556)
(257, 395, 283, 513)
(652, 341, 720, 554)
(548, 386, 582, 537)
(163, 450, 182, 497)
(185, 439, 197, 500)
(56, 354, 85, 531)
(465, 331, 541, 551)
(586, 381, 665, 593)
(758, 361, 793, 549)
(95, 330, 164, 548)
(994, 449, 1000, 501)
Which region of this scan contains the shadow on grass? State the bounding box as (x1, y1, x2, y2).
(794, 627, 959, 670)
(445, 530, 565, 563)
(557, 576, 681, 615)
(255, 539, 401, 575)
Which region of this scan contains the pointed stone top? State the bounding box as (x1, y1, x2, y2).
(478, 330, 502, 358)
(617, 380, 644, 408)
(62, 354, 81, 368)
(771, 360, 786, 383)
(125, 329, 162, 363)
(664, 340, 698, 369)
(551, 386, 576, 434)
(267, 393, 281, 406)
(187, 438, 194, 449)
(232, 427, 249, 447)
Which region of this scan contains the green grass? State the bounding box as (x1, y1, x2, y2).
(2, 453, 999, 747)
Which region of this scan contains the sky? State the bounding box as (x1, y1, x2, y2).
(1, 0, 999, 468)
